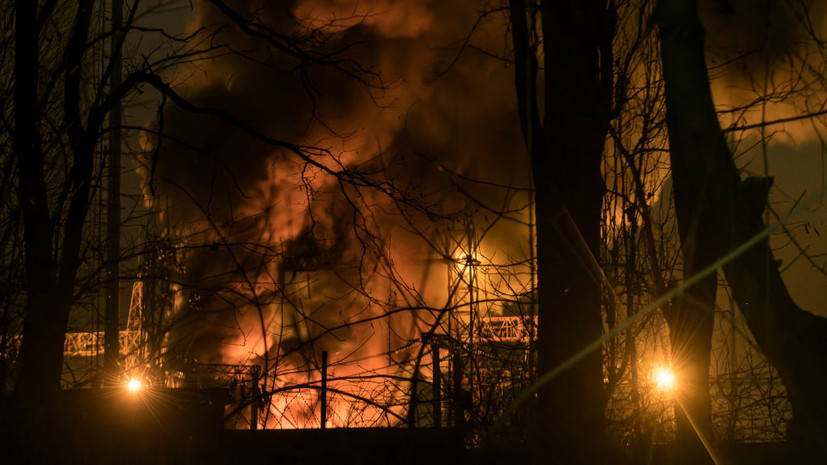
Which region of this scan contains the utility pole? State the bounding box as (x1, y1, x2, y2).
(104, 0, 123, 385)
(432, 342, 441, 427)
(320, 351, 328, 429)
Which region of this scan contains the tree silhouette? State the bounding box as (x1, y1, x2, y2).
(510, 0, 614, 461)
(659, 0, 827, 461)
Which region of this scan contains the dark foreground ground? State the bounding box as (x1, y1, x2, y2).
(0, 389, 805, 464)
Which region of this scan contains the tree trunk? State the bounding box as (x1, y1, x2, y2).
(659, 0, 827, 461)
(13, 0, 65, 401)
(10, 3, 68, 461)
(13, 0, 97, 410)
(665, 292, 715, 465)
(658, 1, 718, 451)
(511, 0, 613, 461)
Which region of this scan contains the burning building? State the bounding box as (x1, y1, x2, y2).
(3, 2, 822, 464)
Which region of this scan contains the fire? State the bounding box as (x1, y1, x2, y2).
(258, 360, 406, 429)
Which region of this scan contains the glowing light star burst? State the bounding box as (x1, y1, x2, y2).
(126, 377, 143, 393)
(653, 366, 676, 392)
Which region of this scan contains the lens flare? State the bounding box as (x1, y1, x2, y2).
(126, 377, 143, 393)
(653, 366, 676, 392)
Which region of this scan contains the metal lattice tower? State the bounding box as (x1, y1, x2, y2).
(63, 281, 142, 360)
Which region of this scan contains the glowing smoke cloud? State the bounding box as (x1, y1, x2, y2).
(139, 0, 530, 427)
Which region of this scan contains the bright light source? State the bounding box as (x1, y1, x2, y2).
(126, 377, 143, 393)
(653, 366, 676, 392)
(452, 250, 479, 273)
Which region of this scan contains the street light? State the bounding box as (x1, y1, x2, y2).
(653, 366, 676, 393)
(125, 377, 143, 394)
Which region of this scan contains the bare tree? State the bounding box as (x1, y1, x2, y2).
(3, 3, 258, 459)
(658, 0, 827, 461)
(509, 0, 615, 461)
